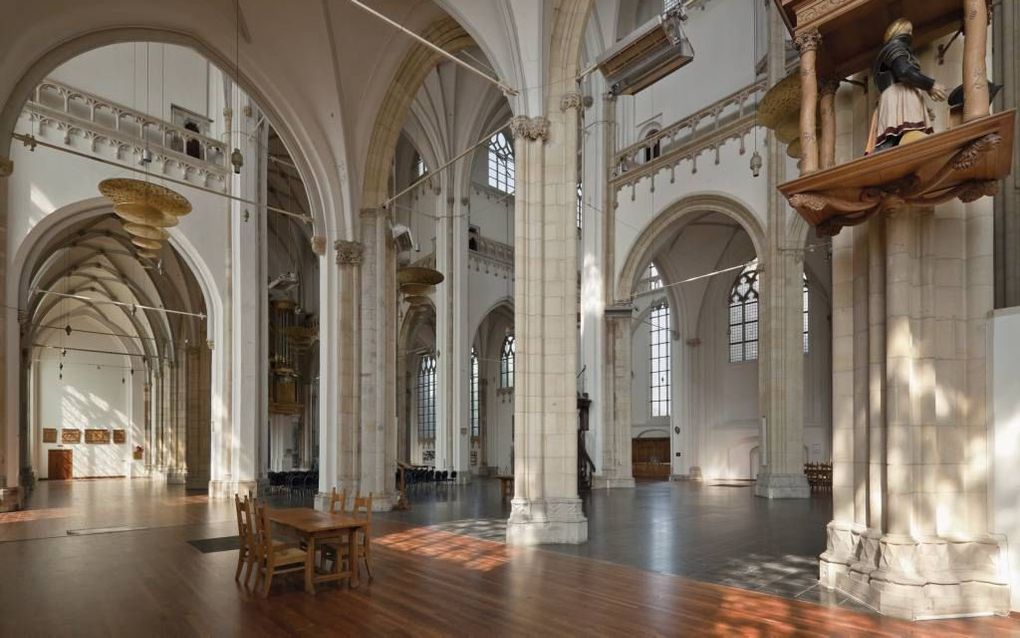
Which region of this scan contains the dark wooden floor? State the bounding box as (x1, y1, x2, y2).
(1, 479, 1017, 637)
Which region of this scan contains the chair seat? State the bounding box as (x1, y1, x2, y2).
(273, 547, 309, 566)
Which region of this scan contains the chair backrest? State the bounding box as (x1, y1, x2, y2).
(241, 496, 260, 557)
(255, 502, 274, 559)
(329, 487, 347, 514)
(234, 493, 246, 538)
(352, 493, 373, 519)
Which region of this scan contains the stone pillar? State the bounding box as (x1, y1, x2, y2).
(359, 210, 396, 509)
(505, 95, 588, 545)
(599, 309, 635, 488)
(185, 344, 212, 490)
(167, 355, 187, 485)
(794, 30, 822, 175)
(820, 200, 1010, 618)
(0, 158, 15, 511)
(210, 90, 261, 498)
(992, 0, 1020, 308)
(434, 187, 453, 472)
(316, 239, 362, 510)
(756, 5, 810, 499)
(451, 197, 471, 479)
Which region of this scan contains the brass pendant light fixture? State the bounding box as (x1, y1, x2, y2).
(396, 266, 444, 306)
(98, 178, 192, 259)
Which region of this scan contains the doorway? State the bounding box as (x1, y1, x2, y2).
(47, 450, 72, 480)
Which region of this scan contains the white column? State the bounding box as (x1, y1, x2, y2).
(210, 90, 261, 497)
(316, 239, 362, 509)
(359, 209, 396, 508)
(434, 187, 452, 471)
(505, 93, 588, 545)
(755, 1, 809, 499)
(600, 310, 636, 488)
(451, 195, 471, 477)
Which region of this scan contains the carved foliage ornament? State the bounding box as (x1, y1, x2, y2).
(794, 30, 823, 53)
(334, 240, 364, 266)
(510, 115, 550, 142)
(560, 92, 583, 112)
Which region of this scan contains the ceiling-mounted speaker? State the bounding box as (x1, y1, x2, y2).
(597, 6, 694, 96)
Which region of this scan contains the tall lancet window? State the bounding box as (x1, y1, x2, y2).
(470, 347, 480, 438)
(649, 301, 671, 417)
(729, 264, 760, 362)
(500, 335, 515, 389)
(417, 354, 437, 440)
(802, 274, 810, 354)
(639, 262, 663, 294)
(488, 131, 515, 194)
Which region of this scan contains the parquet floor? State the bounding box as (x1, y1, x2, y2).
(1, 479, 1017, 637)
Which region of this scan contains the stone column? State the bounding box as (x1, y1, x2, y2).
(451, 196, 471, 479)
(756, 6, 810, 499)
(600, 308, 635, 488)
(794, 30, 822, 175)
(505, 95, 588, 545)
(185, 344, 212, 490)
(434, 187, 453, 472)
(167, 354, 186, 485)
(359, 210, 396, 509)
(210, 90, 261, 498)
(821, 199, 1009, 618)
(992, 0, 1020, 307)
(315, 239, 363, 509)
(0, 158, 14, 511)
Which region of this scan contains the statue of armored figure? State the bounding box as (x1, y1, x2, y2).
(867, 18, 947, 154)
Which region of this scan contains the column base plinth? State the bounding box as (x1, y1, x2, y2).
(506, 497, 588, 545)
(208, 479, 258, 499)
(0, 487, 21, 512)
(754, 472, 810, 498)
(166, 470, 187, 485)
(820, 522, 1011, 619)
(592, 476, 635, 489)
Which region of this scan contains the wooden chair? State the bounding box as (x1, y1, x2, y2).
(350, 493, 373, 581)
(253, 502, 311, 597)
(234, 494, 253, 583)
(319, 487, 350, 575)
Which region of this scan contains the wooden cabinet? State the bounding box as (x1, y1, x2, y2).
(47, 449, 73, 480)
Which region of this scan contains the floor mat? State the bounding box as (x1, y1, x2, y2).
(187, 535, 239, 553)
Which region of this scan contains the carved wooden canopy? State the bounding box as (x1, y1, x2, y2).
(774, 0, 965, 77)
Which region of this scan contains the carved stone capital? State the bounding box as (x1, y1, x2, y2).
(334, 240, 364, 266)
(510, 115, 550, 142)
(0, 156, 12, 177)
(560, 91, 583, 112)
(310, 235, 326, 256)
(794, 30, 823, 53)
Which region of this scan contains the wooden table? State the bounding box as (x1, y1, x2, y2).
(495, 475, 514, 500)
(267, 508, 370, 594)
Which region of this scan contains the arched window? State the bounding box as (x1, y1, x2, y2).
(417, 354, 437, 440)
(802, 274, 810, 354)
(488, 131, 515, 194)
(500, 335, 515, 388)
(649, 301, 671, 417)
(643, 129, 661, 162)
(576, 181, 583, 232)
(639, 262, 663, 294)
(470, 347, 480, 438)
(729, 265, 760, 362)
(414, 153, 427, 178)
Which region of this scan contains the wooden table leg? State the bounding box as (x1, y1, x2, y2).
(349, 528, 359, 588)
(305, 536, 316, 594)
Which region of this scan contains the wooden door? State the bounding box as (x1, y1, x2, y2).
(48, 449, 72, 480)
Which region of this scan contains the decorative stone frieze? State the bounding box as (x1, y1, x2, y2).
(509, 115, 550, 142)
(334, 240, 364, 265)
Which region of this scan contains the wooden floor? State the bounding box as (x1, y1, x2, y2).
(1, 479, 1018, 637)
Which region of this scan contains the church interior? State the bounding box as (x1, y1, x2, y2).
(0, 0, 1019, 634)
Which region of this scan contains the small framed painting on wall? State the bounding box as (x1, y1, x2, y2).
(85, 429, 111, 444)
(61, 429, 81, 444)
(113, 430, 126, 444)
(43, 428, 57, 443)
